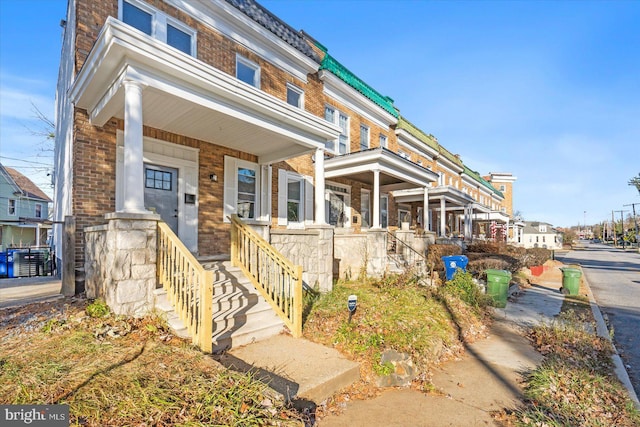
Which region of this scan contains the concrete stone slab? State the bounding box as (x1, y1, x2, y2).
(217, 334, 360, 404)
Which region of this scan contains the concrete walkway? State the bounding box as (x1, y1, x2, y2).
(316, 265, 573, 426)
(0, 276, 62, 309)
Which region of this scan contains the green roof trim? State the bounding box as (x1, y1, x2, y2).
(320, 54, 398, 118)
(463, 165, 504, 198)
(437, 145, 463, 168)
(397, 116, 462, 167)
(396, 116, 439, 151)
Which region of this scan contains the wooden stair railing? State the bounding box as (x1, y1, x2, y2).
(229, 215, 303, 338)
(157, 222, 214, 353)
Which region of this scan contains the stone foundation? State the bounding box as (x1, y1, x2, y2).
(270, 226, 334, 292)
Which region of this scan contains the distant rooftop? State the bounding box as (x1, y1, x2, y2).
(2, 165, 52, 202)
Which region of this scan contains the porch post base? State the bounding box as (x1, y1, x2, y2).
(85, 212, 161, 317)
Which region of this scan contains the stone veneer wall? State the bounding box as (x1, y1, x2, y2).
(84, 213, 160, 316)
(270, 226, 334, 292)
(333, 230, 388, 280)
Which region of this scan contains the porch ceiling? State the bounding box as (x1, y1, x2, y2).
(70, 18, 341, 164)
(392, 185, 475, 208)
(324, 148, 438, 189)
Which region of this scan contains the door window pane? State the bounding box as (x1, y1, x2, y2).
(145, 167, 172, 191)
(380, 196, 388, 228)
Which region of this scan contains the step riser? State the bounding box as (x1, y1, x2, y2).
(155, 264, 284, 350)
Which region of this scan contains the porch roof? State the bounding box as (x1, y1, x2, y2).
(392, 185, 475, 207)
(324, 147, 439, 190)
(472, 209, 511, 223)
(70, 17, 341, 164)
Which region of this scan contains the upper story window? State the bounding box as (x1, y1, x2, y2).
(324, 106, 349, 154)
(236, 55, 260, 88)
(359, 124, 369, 151)
(379, 134, 387, 148)
(286, 83, 304, 108)
(120, 0, 196, 56)
(8, 199, 16, 216)
(398, 150, 410, 160)
(539, 225, 547, 233)
(499, 184, 506, 191)
(35, 203, 43, 219)
(438, 172, 445, 186)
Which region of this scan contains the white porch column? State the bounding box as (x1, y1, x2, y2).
(464, 204, 472, 240)
(505, 218, 510, 242)
(372, 169, 381, 228)
(314, 148, 326, 225)
(121, 80, 148, 213)
(423, 187, 429, 231)
(439, 198, 446, 237)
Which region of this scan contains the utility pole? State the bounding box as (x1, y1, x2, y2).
(613, 210, 629, 248)
(612, 211, 616, 247)
(623, 202, 640, 247)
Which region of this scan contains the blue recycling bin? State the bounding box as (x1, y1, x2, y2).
(0, 252, 6, 277)
(442, 255, 469, 281)
(3, 250, 16, 278)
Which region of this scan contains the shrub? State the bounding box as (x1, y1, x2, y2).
(86, 299, 110, 318)
(465, 241, 504, 254)
(466, 258, 511, 277)
(427, 244, 462, 272)
(526, 247, 552, 267)
(442, 271, 489, 309)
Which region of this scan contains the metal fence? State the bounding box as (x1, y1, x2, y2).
(0, 246, 56, 278)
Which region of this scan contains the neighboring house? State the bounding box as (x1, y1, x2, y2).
(53, 0, 517, 347)
(520, 221, 563, 250)
(0, 163, 52, 250)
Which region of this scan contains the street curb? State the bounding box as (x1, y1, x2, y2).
(578, 266, 640, 408)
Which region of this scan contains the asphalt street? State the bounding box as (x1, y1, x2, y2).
(557, 243, 640, 397)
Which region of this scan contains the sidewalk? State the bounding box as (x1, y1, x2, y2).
(318, 262, 637, 426)
(0, 276, 62, 309)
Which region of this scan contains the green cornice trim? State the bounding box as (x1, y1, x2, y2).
(319, 54, 398, 118)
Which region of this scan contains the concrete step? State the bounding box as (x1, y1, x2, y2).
(218, 334, 360, 404)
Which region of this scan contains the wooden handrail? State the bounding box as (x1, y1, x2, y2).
(229, 215, 303, 337)
(157, 222, 213, 353)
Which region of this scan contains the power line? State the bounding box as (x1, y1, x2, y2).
(0, 156, 53, 166)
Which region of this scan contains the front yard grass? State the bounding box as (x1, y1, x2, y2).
(0, 298, 304, 426)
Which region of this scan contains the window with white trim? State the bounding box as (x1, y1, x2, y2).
(398, 205, 411, 227)
(379, 134, 387, 148)
(223, 157, 260, 221)
(278, 170, 312, 226)
(324, 106, 349, 154)
(237, 167, 257, 219)
(35, 203, 42, 219)
(120, 0, 196, 55)
(398, 150, 410, 160)
(236, 55, 260, 88)
(359, 124, 369, 151)
(286, 83, 304, 108)
(499, 184, 506, 191)
(8, 199, 16, 216)
(539, 224, 547, 232)
(380, 194, 388, 228)
(361, 189, 371, 228)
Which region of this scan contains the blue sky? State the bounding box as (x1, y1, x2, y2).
(1, 0, 639, 227)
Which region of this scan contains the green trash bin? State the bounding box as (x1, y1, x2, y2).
(560, 267, 582, 295)
(485, 269, 512, 308)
